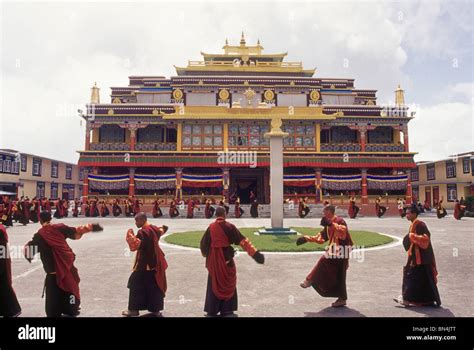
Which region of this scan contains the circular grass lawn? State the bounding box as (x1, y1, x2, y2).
(164, 227, 393, 252)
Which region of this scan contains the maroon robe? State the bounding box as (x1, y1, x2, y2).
(0, 224, 21, 316)
(305, 216, 353, 300)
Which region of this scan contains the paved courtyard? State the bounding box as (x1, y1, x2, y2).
(5, 214, 473, 317)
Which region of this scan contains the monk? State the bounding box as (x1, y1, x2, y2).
(169, 200, 179, 218)
(250, 199, 259, 218)
(23, 211, 103, 317)
(299, 205, 353, 307)
(99, 200, 110, 217)
(348, 195, 359, 219)
(123, 213, 168, 317)
(205, 199, 215, 219)
(31, 197, 41, 223)
(0, 224, 22, 317)
(394, 204, 441, 307)
(200, 207, 264, 317)
(436, 199, 447, 219)
(453, 200, 466, 220)
(397, 198, 407, 218)
(298, 197, 310, 218)
(133, 197, 141, 216)
(112, 199, 123, 217)
(234, 197, 243, 218)
(187, 199, 197, 219)
(125, 198, 133, 217)
(375, 196, 388, 218)
(72, 198, 80, 217)
(152, 198, 163, 218)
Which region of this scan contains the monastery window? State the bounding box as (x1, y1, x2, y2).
(136, 92, 171, 104)
(321, 93, 355, 105)
(277, 93, 307, 107)
(36, 182, 45, 198)
(138, 125, 165, 143)
(182, 123, 223, 148)
(4, 159, 11, 173)
(447, 184, 457, 202)
(11, 161, 19, 174)
(367, 126, 393, 144)
(283, 123, 315, 147)
(330, 126, 358, 143)
(229, 123, 269, 148)
(186, 92, 216, 106)
(21, 154, 27, 172)
(51, 183, 58, 199)
(66, 165, 73, 180)
(99, 125, 125, 143)
(446, 161, 456, 178)
(462, 158, 470, 174)
(32, 158, 42, 176)
(51, 162, 59, 178)
(427, 164, 435, 181)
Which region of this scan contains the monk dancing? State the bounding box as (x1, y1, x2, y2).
(152, 198, 163, 218)
(0, 224, 22, 317)
(453, 200, 466, 220)
(169, 199, 179, 218)
(348, 196, 359, 219)
(123, 213, 168, 317)
(205, 199, 215, 219)
(23, 211, 103, 317)
(298, 197, 310, 218)
(234, 197, 243, 218)
(298, 205, 353, 307)
(436, 199, 447, 219)
(394, 204, 441, 307)
(375, 196, 388, 218)
(200, 207, 264, 317)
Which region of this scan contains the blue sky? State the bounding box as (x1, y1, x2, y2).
(0, 0, 472, 162)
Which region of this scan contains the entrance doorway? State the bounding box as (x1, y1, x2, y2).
(229, 168, 266, 204)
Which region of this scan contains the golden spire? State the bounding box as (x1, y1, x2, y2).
(395, 84, 405, 106)
(90, 82, 100, 104)
(240, 31, 246, 46)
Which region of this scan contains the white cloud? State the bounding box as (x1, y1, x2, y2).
(410, 102, 474, 161)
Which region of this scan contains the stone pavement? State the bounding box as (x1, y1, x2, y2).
(5, 214, 473, 317)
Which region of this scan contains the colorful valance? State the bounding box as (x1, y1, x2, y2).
(181, 174, 223, 188)
(322, 174, 362, 190)
(284, 174, 316, 187)
(88, 174, 129, 190)
(135, 174, 176, 190)
(367, 174, 408, 190)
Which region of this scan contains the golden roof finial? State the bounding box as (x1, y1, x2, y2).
(395, 84, 405, 106)
(240, 31, 246, 46)
(90, 82, 100, 104)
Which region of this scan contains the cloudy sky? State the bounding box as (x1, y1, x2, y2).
(1, 0, 472, 163)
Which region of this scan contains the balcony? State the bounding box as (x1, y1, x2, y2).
(320, 143, 361, 152)
(90, 143, 130, 151)
(135, 142, 177, 151)
(366, 144, 405, 152)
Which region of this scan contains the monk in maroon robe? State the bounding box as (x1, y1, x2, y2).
(72, 199, 80, 217)
(169, 200, 179, 218)
(0, 224, 22, 317)
(234, 197, 243, 218)
(112, 199, 122, 217)
(298, 197, 310, 218)
(204, 199, 215, 219)
(453, 200, 466, 220)
(152, 199, 163, 218)
(394, 204, 441, 307)
(348, 196, 359, 219)
(123, 213, 168, 317)
(19, 197, 31, 225)
(200, 207, 264, 317)
(133, 198, 141, 215)
(187, 199, 197, 218)
(375, 196, 388, 218)
(23, 211, 103, 317)
(436, 199, 447, 219)
(31, 197, 41, 223)
(299, 205, 353, 307)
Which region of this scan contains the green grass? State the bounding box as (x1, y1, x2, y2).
(164, 227, 393, 252)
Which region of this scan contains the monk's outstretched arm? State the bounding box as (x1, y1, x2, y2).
(409, 232, 430, 250)
(126, 229, 141, 251)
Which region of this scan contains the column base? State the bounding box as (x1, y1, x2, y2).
(257, 227, 298, 235)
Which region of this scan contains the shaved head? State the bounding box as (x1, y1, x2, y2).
(134, 212, 147, 228)
(215, 206, 226, 218)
